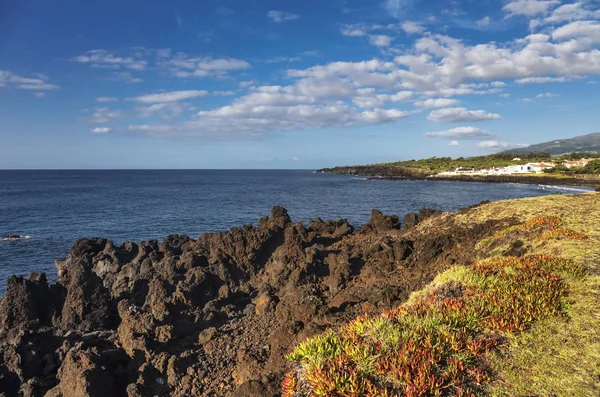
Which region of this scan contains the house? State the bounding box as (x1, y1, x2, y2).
(504, 164, 535, 174)
(526, 162, 556, 173)
(563, 158, 596, 169)
(512, 157, 522, 161)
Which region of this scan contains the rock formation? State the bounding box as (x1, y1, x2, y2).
(0, 205, 515, 396)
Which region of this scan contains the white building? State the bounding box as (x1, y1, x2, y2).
(439, 162, 555, 176)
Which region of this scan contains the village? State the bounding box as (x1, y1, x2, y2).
(439, 157, 597, 176)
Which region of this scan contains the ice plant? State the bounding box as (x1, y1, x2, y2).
(283, 255, 583, 396)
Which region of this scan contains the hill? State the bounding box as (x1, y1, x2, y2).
(504, 132, 600, 155)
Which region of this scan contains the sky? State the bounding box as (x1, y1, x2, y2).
(1, 0, 600, 169)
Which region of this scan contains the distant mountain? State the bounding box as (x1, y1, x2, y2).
(504, 133, 600, 155)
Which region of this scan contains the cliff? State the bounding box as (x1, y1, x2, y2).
(1, 194, 599, 396)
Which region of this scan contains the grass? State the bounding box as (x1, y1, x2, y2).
(283, 194, 600, 396)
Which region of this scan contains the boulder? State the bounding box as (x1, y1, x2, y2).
(363, 209, 400, 232)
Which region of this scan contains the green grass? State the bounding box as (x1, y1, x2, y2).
(377, 153, 551, 173)
(283, 194, 600, 396)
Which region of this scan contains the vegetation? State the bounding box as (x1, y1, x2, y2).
(283, 193, 600, 396)
(380, 153, 552, 173)
(544, 159, 600, 175)
(284, 254, 583, 396)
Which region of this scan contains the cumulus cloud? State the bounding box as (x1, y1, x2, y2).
(369, 35, 393, 47)
(476, 16, 491, 27)
(0, 70, 60, 90)
(552, 20, 600, 41)
(91, 6, 600, 139)
(503, 1, 559, 18)
(267, 11, 300, 23)
(538, 1, 600, 26)
(478, 141, 528, 151)
(414, 98, 461, 108)
(448, 140, 460, 146)
(92, 127, 111, 134)
(427, 107, 501, 123)
(400, 21, 425, 35)
(426, 126, 495, 139)
(341, 24, 368, 37)
(129, 90, 209, 104)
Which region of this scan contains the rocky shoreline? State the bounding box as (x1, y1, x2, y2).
(318, 165, 600, 188)
(0, 205, 519, 396)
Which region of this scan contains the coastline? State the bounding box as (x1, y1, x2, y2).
(317, 165, 600, 188)
(1, 195, 599, 396)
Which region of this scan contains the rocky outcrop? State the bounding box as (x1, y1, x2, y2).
(0, 205, 517, 397)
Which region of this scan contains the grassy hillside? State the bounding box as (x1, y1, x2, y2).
(504, 133, 600, 155)
(282, 194, 600, 396)
(381, 153, 552, 173)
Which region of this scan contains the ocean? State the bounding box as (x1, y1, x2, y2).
(0, 170, 591, 288)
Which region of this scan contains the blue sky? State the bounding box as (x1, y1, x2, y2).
(1, 0, 600, 169)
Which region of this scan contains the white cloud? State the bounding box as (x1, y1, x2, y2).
(267, 10, 300, 23)
(91, 9, 600, 139)
(129, 90, 209, 104)
(353, 89, 413, 108)
(238, 81, 257, 90)
(552, 20, 600, 41)
(415, 98, 461, 108)
(478, 140, 528, 150)
(96, 97, 119, 103)
(369, 35, 393, 47)
(161, 54, 251, 78)
(476, 16, 491, 27)
(544, 2, 600, 25)
(427, 107, 502, 123)
(92, 127, 111, 134)
(0, 70, 60, 90)
(448, 140, 460, 146)
(521, 98, 534, 102)
(516, 76, 581, 84)
(400, 21, 425, 35)
(89, 108, 122, 123)
(536, 92, 559, 98)
(136, 103, 186, 118)
(503, 1, 560, 18)
(71, 50, 148, 71)
(426, 126, 495, 139)
(35, 92, 46, 98)
(341, 24, 368, 37)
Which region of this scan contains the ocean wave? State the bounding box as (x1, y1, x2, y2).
(2, 235, 32, 241)
(538, 185, 594, 193)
